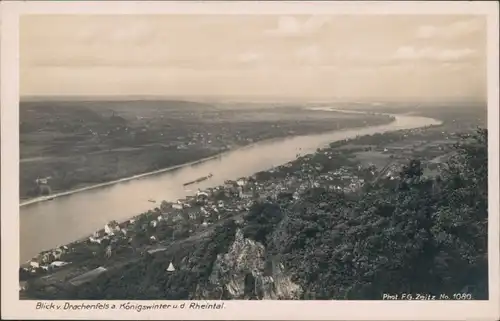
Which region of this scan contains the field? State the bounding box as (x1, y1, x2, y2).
(20, 100, 392, 200)
(347, 101, 487, 129)
(337, 102, 487, 174)
(21, 109, 489, 301)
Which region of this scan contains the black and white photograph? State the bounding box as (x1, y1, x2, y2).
(1, 1, 499, 320)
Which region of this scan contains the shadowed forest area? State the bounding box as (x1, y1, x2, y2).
(26, 127, 488, 300)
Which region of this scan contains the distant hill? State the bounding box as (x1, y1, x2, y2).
(20, 98, 216, 108)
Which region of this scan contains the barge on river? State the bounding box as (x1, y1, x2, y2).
(183, 173, 213, 187)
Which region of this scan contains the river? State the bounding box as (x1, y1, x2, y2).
(19, 109, 442, 262)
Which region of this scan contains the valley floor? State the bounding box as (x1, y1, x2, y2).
(20, 111, 488, 300)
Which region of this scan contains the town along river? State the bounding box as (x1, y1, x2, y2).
(19, 109, 442, 262)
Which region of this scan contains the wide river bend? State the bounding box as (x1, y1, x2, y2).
(19, 109, 442, 262)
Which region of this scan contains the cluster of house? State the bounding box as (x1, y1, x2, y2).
(172, 129, 253, 152)
(22, 245, 71, 275)
(315, 168, 366, 192)
(22, 178, 262, 273)
(245, 159, 369, 200)
(22, 142, 391, 279)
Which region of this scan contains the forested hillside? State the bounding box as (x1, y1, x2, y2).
(264, 128, 488, 299)
(31, 128, 488, 300)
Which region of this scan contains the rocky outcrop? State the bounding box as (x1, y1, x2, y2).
(197, 229, 302, 299)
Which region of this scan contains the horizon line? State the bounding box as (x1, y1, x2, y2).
(19, 94, 486, 104)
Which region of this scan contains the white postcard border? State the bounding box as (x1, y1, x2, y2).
(1, 1, 499, 320)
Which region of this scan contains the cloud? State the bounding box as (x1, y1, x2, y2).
(265, 16, 331, 37)
(237, 52, 263, 63)
(76, 22, 157, 44)
(416, 18, 484, 39)
(295, 45, 322, 64)
(416, 25, 438, 39)
(392, 46, 477, 62)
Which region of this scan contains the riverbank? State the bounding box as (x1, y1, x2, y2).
(20, 101, 394, 201)
(21, 135, 294, 207)
(20, 111, 395, 206)
(22, 114, 480, 301)
(21, 152, 223, 207)
(19, 110, 440, 263)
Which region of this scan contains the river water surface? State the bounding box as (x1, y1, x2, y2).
(20, 109, 441, 262)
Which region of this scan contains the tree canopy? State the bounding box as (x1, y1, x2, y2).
(26, 128, 488, 300)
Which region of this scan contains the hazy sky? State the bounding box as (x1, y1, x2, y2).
(20, 15, 487, 101)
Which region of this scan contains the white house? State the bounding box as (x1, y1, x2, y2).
(104, 224, 114, 236)
(89, 236, 102, 244)
(49, 261, 70, 268)
(196, 191, 209, 198)
(50, 250, 62, 261)
(29, 261, 39, 269)
(236, 178, 247, 186)
(35, 176, 51, 185)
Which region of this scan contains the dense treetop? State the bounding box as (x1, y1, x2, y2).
(25, 128, 488, 300)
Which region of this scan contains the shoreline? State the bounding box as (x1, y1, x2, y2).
(20, 112, 396, 207)
(19, 111, 442, 263)
(20, 151, 227, 207)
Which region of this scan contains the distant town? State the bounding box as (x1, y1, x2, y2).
(19, 103, 486, 299)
